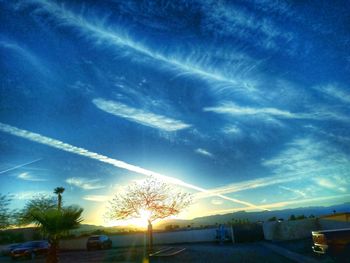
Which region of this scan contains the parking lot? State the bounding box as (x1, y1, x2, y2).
(0, 243, 297, 263)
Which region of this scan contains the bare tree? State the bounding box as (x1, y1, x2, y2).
(107, 177, 192, 252)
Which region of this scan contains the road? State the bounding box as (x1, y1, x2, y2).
(0, 243, 298, 263)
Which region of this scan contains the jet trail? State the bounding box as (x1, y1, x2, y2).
(0, 159, 42, 174)
(204, 193, 350, 216)
(0, 122, 267, 210)
(24, 0, 250, 91)
(194, 166, 347, 199)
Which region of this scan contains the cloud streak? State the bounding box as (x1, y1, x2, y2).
(0, 122, 266, 210)
(315, 84, 350, 105)
(199, 0, 294, 52)
(195, 148, 213, 158)
(204, 193, 350, 216)
(0, 38, 49, 75)
(93, 98, 190, 132)
(66, 177, 105, 190)
(204, 102, 350, 122)
(17, 172, 47, 182)
(83, 195, 110, 202)
(196, 137, 350, 199)
(278, 186, 307, 198)
(12, 191, 52, 200)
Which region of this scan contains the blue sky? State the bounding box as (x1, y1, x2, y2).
(1, 0, 350, 225)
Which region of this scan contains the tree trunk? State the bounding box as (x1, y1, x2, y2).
(58, 195, 62, 210)
(147, 220, 153, 253)
(46, 238, 58, 263)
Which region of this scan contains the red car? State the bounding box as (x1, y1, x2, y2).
(10, 240, 50, 260)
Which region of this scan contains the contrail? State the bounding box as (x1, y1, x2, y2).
(194, 166, 347, 199)
(0, 122, 267, 210)
(0, 158, 42, 174)
(203, 193, 350, 216)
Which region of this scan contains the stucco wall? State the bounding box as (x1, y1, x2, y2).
(263, 218, 320, 241)
(59, 228, 218, 250)
(319, 219, 350, 230)
(263, 218, 350, 241)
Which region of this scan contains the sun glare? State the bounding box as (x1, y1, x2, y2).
(138, 209, 151, 226)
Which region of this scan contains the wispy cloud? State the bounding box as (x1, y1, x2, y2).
(196, 137, 350, 200)
(93, 98, 191, 132)
(22, 0, 257, 95)
(313, 177, 348, 193)
(0, 122, 265, 210)
(199, 0, 294, 52)
(17, 172, 47, 182)
(65, 177, 105, 190)
(262, 138, 350, 173)
(204, 102, 295, 118)
(0, 37, 49, 75)
(315, 83, 350, 104)
(278, 186, 307, 198)
(12, 191, 52, 200)
(222, 125, 242, 135)
(195, 170, 310, 199)
(305, 125, 350, 145)
(83, 195, 109, 202)
(211, 199, 223, 205)
(195, 148, 213, 158)
(68, 80, 94, 94)
(204, 102, 350, 122)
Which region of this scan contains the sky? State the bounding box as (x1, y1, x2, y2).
(1, 0, 350, 226)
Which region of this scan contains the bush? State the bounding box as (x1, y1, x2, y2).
(268, 217, 277, 222)
(0, 231, 25, 244)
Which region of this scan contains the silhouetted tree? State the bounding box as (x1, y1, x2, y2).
(19, 190, 83, 263)
(30, 206, 83, 263)
(16, 194, 56, 225)
(107, 177, 191, 252)
(0, 194, 12, 229)
(289, 214, 296, 221)
(165, 224, 180, 231)
(268, 216, 277, 222)
(54, 187, 65, 210)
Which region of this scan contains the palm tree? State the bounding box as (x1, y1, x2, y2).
(30, 206, 83, 263)
(54, 187, 65, 210)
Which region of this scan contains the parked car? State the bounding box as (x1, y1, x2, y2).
(10, 240, 50, 260)
(312, 228, 350, 259)
(1, 243, 22, 256)
(86, 235, 112, 250)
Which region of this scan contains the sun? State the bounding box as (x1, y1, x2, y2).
(104, 208, 153, 228)
(138, 209, 151, 226)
